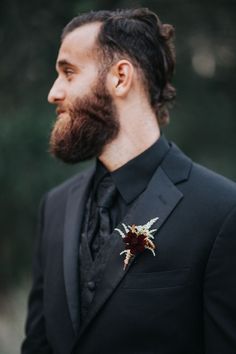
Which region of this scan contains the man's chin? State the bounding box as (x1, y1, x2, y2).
(50, 145, 97, 164)
(49, 129, 99, 164)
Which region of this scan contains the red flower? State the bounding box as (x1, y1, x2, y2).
(115, 217, 159, 270)
(123, 230, 147, 255)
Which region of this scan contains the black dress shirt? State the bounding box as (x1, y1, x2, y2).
(88, 134, 170, 257)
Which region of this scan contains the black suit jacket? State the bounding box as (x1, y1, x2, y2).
(22, 141, 236, 354)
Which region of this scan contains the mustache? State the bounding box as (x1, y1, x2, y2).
(56, 106, 67, 115)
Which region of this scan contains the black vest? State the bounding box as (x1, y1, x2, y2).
(79, 194, 115, 323)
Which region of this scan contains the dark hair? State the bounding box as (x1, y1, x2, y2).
(62, 8, 176, 126)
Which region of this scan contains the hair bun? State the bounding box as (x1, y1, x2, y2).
(161, 24, 175, 41)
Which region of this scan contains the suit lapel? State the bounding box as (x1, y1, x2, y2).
(63, 165, 95, 334)
(78, 166, 184, 338)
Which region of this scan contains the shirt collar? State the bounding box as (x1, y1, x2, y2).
(94, 134, 170, 204)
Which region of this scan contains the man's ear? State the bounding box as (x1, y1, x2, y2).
(107, 60, 134, 97)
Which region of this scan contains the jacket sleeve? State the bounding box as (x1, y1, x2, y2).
(204, 205, 236, 354)
(21, 194, 52, 354)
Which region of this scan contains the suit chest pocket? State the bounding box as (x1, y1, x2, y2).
(122, 267, 191, 289)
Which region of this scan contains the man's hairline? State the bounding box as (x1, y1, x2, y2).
(61, 19, 149, 97)
(61, 21, 111, 70)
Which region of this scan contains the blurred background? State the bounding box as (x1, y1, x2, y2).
(0, 0, 235, 352)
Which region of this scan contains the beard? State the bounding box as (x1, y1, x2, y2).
(49, 74, 120, 164)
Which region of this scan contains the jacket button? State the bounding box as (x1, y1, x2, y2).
(87, 281, 96, 291)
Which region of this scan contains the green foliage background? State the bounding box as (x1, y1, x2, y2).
(1, 0, 236, 290)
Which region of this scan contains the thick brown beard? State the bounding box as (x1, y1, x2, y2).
(49, 76, 119, 164)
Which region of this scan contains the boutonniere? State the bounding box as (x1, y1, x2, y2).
(115, 217, 159, 270)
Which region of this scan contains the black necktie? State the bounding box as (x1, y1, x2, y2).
(96, 174, 117, 241)
(89, 174, 117, 258)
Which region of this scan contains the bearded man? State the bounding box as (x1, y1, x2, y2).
(22, 8, 236, 354)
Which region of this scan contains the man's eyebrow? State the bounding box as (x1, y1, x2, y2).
(56, 59, 77, 70)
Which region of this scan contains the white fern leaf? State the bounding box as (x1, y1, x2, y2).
(135, 225, 144, 233)
(145, 246, 156, 256)
(115, 228, 126, 238)
(120, 250, 129, 255)
(149, 228, 157, 234)
(146, 233, 155, 239)
(143, 217, 159, 230)
(122, 223, 129, 233)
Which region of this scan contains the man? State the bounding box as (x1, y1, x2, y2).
(22, 8, 236, 354)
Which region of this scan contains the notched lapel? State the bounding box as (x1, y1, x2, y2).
(63, 165, 95, 334)
(78, 166, 183, 338)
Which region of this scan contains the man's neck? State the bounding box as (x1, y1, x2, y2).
(99, 107, 161, 172)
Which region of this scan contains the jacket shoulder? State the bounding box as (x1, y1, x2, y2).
(163, 141, 236, 213)
(191, 162, 236, 198)
(183, 160, 236, 225)
(166, 140, 236, 198)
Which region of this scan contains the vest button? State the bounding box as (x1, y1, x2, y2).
(87, 281, 96, 291)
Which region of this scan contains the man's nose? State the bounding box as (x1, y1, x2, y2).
(47, 79, 66, 104)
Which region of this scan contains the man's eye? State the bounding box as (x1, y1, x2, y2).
(64, 69, 74, 77)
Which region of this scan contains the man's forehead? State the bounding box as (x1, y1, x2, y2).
(57, 22, 101, 63)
